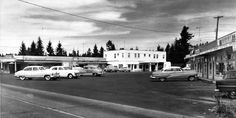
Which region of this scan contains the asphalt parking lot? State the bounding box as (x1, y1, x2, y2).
(1, 72, 217, 117)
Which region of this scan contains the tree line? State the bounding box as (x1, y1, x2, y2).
(18, 37, 113, 57)
(18, 26, 194, 66)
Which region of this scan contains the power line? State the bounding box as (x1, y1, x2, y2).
(18, 0, 174, 33)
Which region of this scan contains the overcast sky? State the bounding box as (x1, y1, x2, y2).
(1, 0, 236, 54)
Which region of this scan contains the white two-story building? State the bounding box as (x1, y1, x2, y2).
(104, 50, 169, 72)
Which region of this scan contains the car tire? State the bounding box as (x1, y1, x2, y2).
(188, 76, 195, 81)
(229, 91, 236, 99)
(93, 73, 97, 76)
(19, 76, 26, 80)
(159, 78, 166, 82)
(44, 75, 51, 81)
(67, 74, 73, 79)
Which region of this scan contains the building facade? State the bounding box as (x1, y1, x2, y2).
(0, 55, 107, 73)
(185, 31, 236, 80)
(104, 50, 168, 72)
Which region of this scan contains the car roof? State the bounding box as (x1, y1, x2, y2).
(25, 66, 44, 68)
(50, 66, 67, 68)
(164, 66, 181, 69)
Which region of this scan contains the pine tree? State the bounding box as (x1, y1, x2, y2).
(165, 43, 170, 61)
(18, 41, 27, 55)
(76, 50, 79, 57)
(99, 46, 104, 57)
(46, 41, 54, 56)
(36, 37, 44, 56)
(106, 40, 116, 51)
(86, 48, 92, 57)
(56, 41, 63, 56)
(62, 50, 67, 56)
(92, 44, 99, 57)
(69, 49, 76, 57)
(30, 41, 37, 55)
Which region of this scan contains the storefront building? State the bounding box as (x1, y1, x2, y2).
(104, 50, 169, 72)
(0, 55, 107, 74)
(185, 31, 236, 80)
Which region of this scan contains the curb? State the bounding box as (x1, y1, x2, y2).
(198, 77, 216, 84)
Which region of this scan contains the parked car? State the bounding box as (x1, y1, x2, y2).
(118, 67, 131, 72)
(104, 65, 118, 72)
(78, 65, 103, 76)
(14, 66, 59, 80)
(150, 66, 198, 81)
(49, 66, 81, 79)
(215, 70, 236, 99)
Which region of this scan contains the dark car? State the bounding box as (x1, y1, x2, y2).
(215, 70, 236, 99)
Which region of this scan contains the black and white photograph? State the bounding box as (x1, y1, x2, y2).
(0, 0, 236, 118)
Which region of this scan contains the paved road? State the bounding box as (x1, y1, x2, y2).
(1, 72, 217, 117)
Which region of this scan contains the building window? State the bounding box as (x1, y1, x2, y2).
(144, 54, 146, 57)
(149, 54, 151, 57)
(163, 55, 165, 59)
(139, 65, 142, 69)
(153, 54, 155, 59)
(134, 65, 137, 69)
(128, 53, 130, 58)
(114, 54, 116, 58)
(122, 53, 124, 58)
(138, 53, 140, 58)
(134, 53, 137, 58)
(156, 54, 158, 59)
(232, 34, 235, 42)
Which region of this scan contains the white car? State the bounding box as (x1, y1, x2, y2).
(73, 65, 103, 76)
(14, 66, 60, 81)
(49, 66, 80, 79)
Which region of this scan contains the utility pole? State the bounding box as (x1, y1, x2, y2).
(196, 26, 201, 43)
(212, 16, 223, 81)
(214, 16, 223, 41)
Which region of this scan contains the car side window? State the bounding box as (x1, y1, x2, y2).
(59, 67, 64, 70)
(24, 67, 32, 71)
(33, 67, 39, 71)
(52, 67, 57, 70)
(39, 67, 45, 70)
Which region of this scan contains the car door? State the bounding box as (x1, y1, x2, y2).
(22, 67, 32, 77)
(58, 67, 67, 77)
(31, 67, 41, 78)
(171, 68, 185, 79)
(165, 68, 175, 79)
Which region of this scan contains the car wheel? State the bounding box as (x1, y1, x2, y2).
(67, 74, 73, 79)
(159, 78, 166, 82)
(44, 75, 51, 81)
(19, 76, 26, 80)
(229, 91, 236, 99)
(188, 76, 195, 81)
(93, 73, 97, 76)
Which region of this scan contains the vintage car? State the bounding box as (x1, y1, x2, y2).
(118, 67, 131, 72)
(74, 65, 103, 76)
(215, 70, 236, 99)
(104, 65, 119, 72)
(49, 66, 81, 79)
(150, 66, 198, 81)
(14, 66, 60, 80)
